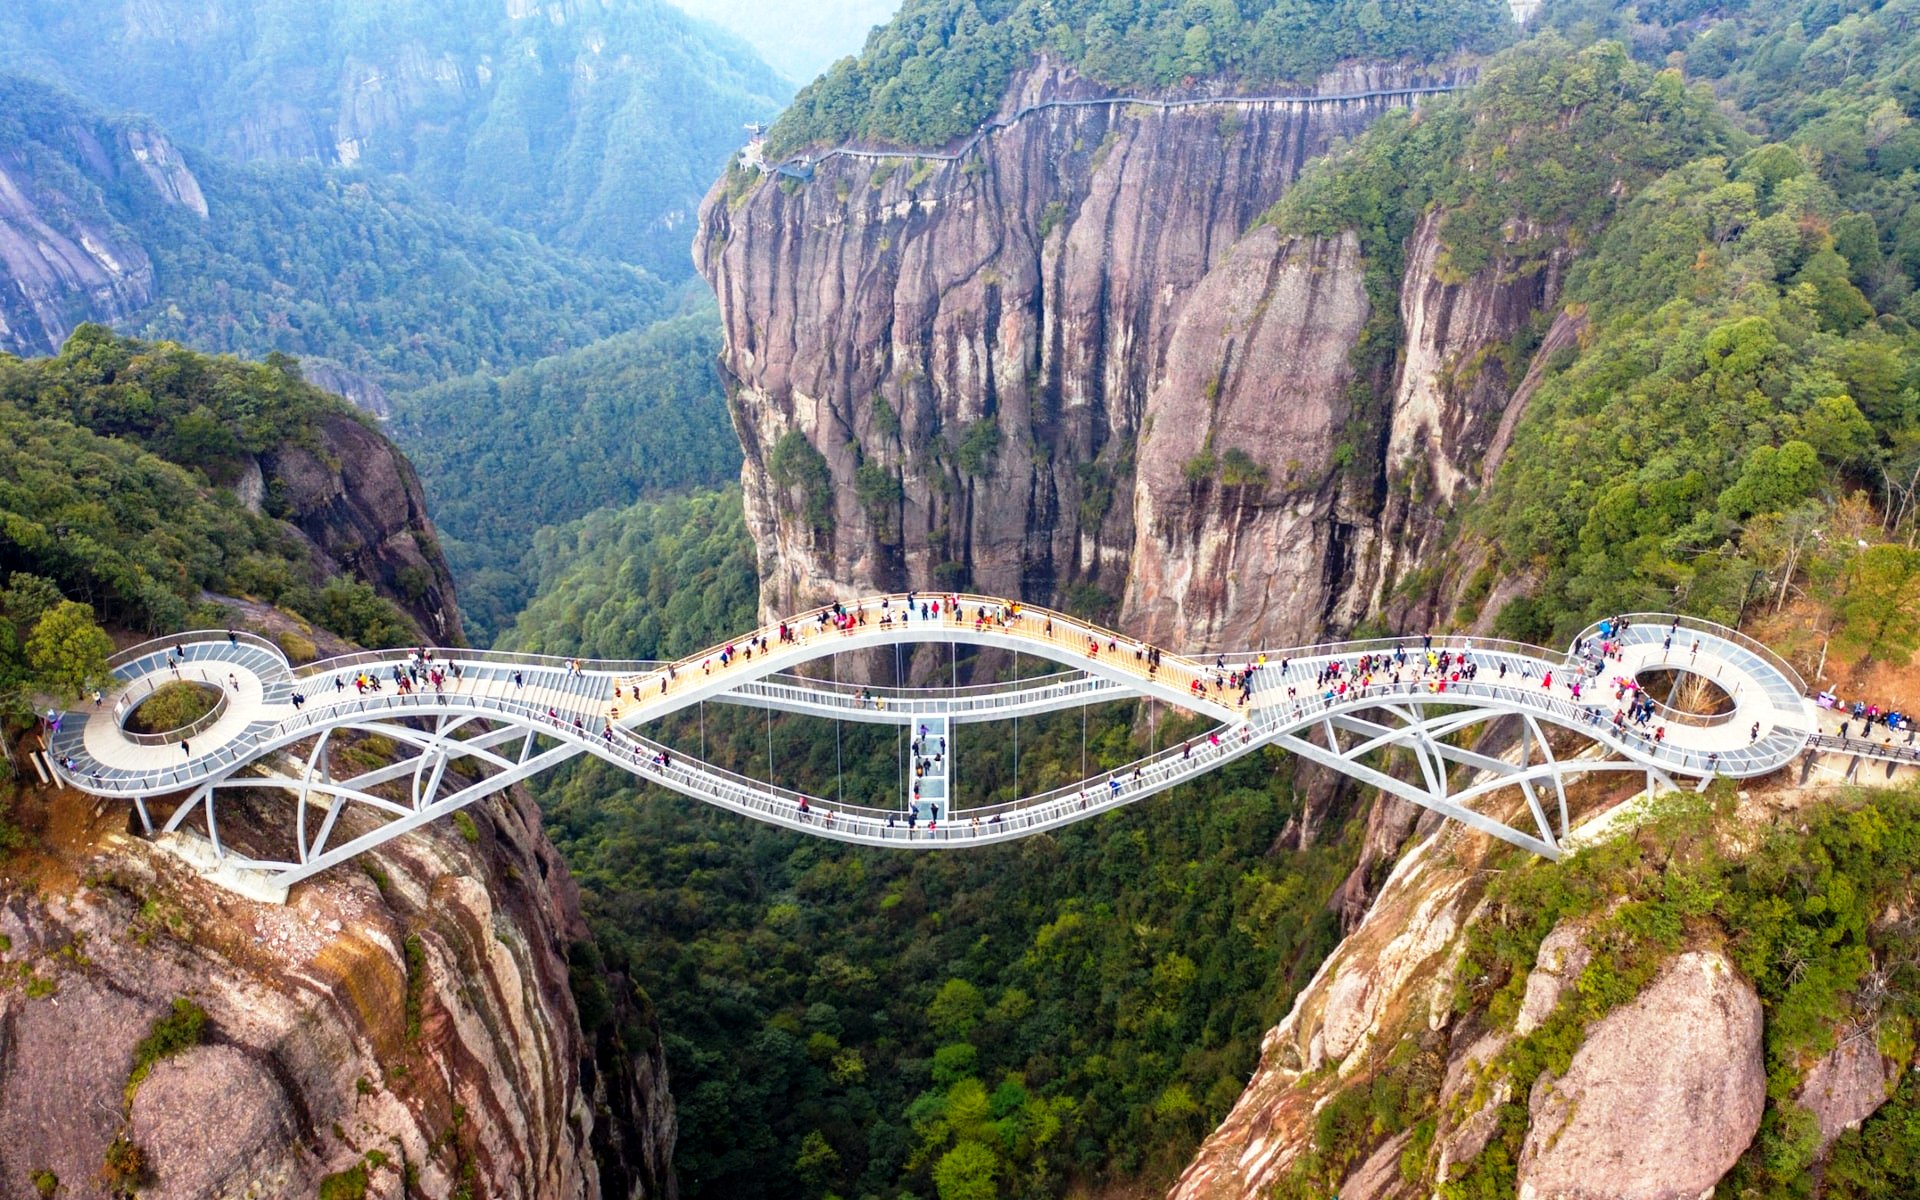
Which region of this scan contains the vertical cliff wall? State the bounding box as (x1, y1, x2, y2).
(263, 409, 467, 645)
(0, 106, 205, 357)
(1120, 207, 1572, 649)
(699, 59, 1571, 651)
(698, 60, 1469, 631)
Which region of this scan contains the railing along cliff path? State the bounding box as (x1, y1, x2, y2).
(758, 80, 1466, 180)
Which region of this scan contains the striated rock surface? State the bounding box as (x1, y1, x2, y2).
(0, 103, 209, 357)
(700, 57, 1579, 654)
(1123, 226, 1374, 647)
(0, 781, 672, 1200)
(263, 409, 465, 644)
(1515, 950, 1764, 1200)
(699, 58, 1475, 632)
(1171, 825, 1496, 1197)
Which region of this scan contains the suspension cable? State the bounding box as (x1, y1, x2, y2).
(834, 650, 843, 806)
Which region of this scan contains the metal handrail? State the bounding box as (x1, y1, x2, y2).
(725, 673, 1124, 716)
(293, 645, 666, 680)
(1576, 613, 1810, 699)
(117, 683, 230, 746)
(1808, 731, 1920, 765)
(751, 666, 1094, 699)
(110, 629, 289, 672)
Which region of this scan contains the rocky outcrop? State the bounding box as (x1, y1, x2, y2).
(1168, 800, 1780, 1200)
(1170, 825, 1496, 1196)
(1797, 1037, 1902, 1153)
(699, 59, 1473, 631)
(299, 359, 395, 419)
(1515, 950, 1764, 1199)
(0, 781, 672, 1199)
(262, 410, 465, 644)
(0, 103, 209, 357)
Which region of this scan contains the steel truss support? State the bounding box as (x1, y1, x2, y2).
(1271, 700, 1701, 860)
(95, 610, 1770, 894)
(153, 717, 553, 882)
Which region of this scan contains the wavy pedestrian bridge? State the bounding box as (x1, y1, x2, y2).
(47, 596, 1819, 895)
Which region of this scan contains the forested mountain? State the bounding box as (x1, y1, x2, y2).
(0, 327, 450, 669)
(0, 74, 666, 389)
(766, 0, 1512, 155)
(0, 0, 790, 275)
(392, 307, 741, 640)
(5, 0, 1919, 1192)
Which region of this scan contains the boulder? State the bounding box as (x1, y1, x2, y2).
(1796, 1037, 1900, 1152)
(1516, 950, 1764, 1200)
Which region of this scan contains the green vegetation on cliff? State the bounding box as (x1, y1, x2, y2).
(0, 327, 414, 644)
(1269, 23, 1920, 647)
(1458, 0, 1920, 643)
(1275, 784, 1920, 1196)
(765, 0, 1513, 158)
(1483, 145, 1919, 642)
(1274, 39, 1727, 285)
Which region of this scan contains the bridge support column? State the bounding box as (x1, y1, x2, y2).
(911, 714, 951, 821)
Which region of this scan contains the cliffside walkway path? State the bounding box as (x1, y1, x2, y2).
(48, 597, 1821, 897)
(761, 81, 1463, 180)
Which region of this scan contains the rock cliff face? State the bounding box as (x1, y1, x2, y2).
(0, 113, 204, 358)
(1165, 790, 1901, 1200)
(0, 781, 673, 1199)
(262, 409, 466, 645)
(699, 59, 1480, 634)
(699, 59, 1574, 651)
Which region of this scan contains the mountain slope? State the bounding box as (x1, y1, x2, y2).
(0, 325, 461, 643)
(0, 74, 665, 390)
(0, 0, 791, 275)
(391, 308, 741, 641)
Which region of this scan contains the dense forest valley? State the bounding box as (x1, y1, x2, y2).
(3, 0, 1920, 1196)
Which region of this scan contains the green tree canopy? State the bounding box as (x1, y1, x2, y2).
(24, 599, 112, 703)
(1836, 544, 1920, 665)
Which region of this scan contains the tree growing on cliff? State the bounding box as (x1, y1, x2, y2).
(24, 600, 112, 705)
(1835, 543, 1920, 665)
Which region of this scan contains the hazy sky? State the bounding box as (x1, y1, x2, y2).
(670, 0, 899, 84)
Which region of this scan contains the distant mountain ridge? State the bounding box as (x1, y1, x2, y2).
(0, 73, 665, 386)
(0, 0, 792, 276)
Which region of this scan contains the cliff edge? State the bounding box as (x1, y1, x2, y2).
(0, 776, 673, 1199)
